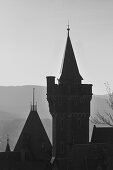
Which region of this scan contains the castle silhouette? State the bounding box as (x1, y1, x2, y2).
(0, 27, 113, 170)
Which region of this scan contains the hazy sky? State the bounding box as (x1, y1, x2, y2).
(0, 0, 113, 94)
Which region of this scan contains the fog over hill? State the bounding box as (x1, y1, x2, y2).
(0, 85, 111, 151)
(0, 85, 50, 119)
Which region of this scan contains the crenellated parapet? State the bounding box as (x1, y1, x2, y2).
(47, 76, 92, 96)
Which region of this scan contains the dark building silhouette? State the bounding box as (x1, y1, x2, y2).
(14, 88, 52, 160)
(0, 26, 113, 170)
(0, 88, 52, 170)
(91, 125, 113, 143)
(46, 27, 113, 170)
(47, 26, 92, 159)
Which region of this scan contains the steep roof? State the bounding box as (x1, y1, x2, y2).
(59, 27, 83, 85)
(91, 125, 113, 143)
(14, 104, 52, 160)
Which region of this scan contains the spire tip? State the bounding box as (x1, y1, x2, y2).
(31, 88, 37, 111)
(67, 21, 70, 35)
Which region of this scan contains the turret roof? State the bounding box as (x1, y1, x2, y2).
(14, 89, 52, 160)
(59, 27, 83, 84)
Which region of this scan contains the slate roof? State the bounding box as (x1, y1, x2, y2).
(14, 105, 52, 160)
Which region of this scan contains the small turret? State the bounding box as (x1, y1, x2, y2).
(14, 88, 52, 160)
(59, 25, 83, 85)
(5, 135, 11, 152)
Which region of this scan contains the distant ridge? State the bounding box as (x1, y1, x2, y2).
(0, 85, 51, 119)
(0, 85, 109, 119)
(0, 85, 111, 151)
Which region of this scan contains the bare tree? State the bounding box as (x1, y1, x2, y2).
(90, 111, 113, 126)
(90, 82, 113, 126)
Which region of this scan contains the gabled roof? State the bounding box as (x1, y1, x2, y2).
(14, 105, 52, 160)
(91, 125, 113, 143)
(59, 27, 83, 85)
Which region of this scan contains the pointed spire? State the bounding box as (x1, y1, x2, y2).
(14, 97, 52, 159)
(5, 135, 11, 152)
(59, 26, 83, 85)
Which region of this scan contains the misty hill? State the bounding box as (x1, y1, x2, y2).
(0, 85, 50, 119)
(0, 85, 111, 151)
(0, 85, 110, 119)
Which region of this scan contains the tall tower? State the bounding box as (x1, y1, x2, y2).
(46, 27, 92, 158)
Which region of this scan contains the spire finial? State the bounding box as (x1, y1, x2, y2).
(33, 88, 35, 110)
(7, 134, 9, 144)
(67, 21, 70, 36)
(31, 88, 37, 111)
(33, 88, 35, 105)
(5, 134, 11, 152)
